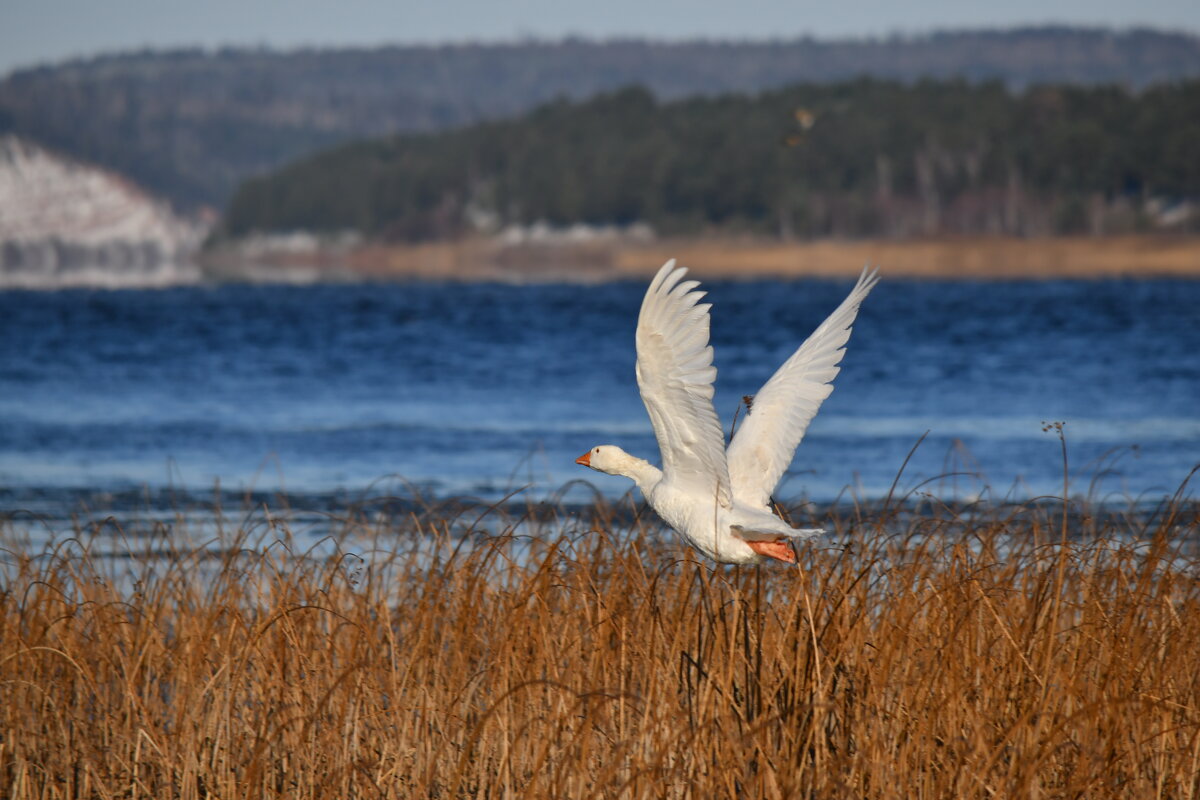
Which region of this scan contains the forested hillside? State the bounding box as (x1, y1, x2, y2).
(221, 79, 1200, 241)
(2, 27, 1198, 210)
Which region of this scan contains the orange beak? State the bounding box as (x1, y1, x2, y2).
(575, 451, 592, 467)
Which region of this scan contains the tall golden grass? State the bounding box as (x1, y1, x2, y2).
(2, 490, 1199, 798)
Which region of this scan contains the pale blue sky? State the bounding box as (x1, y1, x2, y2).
(2, 0, 1198, 76)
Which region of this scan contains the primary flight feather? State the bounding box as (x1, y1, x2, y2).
(577, 259, 878, 564)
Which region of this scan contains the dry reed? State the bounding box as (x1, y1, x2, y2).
(222, 234, 1200, 282)
(2, 491, 1199, 799)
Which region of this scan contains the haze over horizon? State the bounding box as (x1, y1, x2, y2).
(3, 0, 1199, 76)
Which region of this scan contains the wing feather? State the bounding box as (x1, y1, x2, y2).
(636, 260, 732, 507)
(726, 267, 879, 506)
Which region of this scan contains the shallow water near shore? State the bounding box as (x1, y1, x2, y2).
(1, 276, 1198, 519)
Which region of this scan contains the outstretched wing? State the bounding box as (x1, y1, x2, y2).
(636, 260, 732, 508)
(726, 267, 879, 507)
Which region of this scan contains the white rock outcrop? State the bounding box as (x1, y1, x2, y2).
(0, 135, 206, 288)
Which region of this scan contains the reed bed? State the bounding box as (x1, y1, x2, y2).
(2, 492, 1199, 799)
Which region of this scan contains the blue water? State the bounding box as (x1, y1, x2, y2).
(1, 277, 1197, 508)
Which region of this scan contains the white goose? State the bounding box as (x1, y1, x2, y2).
(577, 260, 878, 564)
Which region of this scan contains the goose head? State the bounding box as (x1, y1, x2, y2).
(576, 445, 663, 494)
(575, 445, 635, 476)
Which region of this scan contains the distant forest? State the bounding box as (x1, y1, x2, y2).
(2, 27, 1199, 210)
(221, 79, 1200, 241)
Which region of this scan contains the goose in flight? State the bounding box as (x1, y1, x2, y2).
(577, 260, 878, 564)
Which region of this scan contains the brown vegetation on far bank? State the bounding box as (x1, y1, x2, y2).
(3, 495, 1199, 798)
(623, 234, 1200, 280)
(212, 234, 1200, 282)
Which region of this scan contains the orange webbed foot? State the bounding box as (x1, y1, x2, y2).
(746, 539, 796, 564)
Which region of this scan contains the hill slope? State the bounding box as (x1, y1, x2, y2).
(2, 27, 1198, 210)
(220, 80, 1200, 241)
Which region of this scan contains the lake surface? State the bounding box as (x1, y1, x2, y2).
(1, 276, 1198, 511)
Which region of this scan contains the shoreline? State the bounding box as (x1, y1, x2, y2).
(204, 233, 1200, 282)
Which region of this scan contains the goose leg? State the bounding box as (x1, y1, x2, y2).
(746, 539, 796, 564)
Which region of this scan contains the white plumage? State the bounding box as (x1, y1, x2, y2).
(578, 259, 878, 564)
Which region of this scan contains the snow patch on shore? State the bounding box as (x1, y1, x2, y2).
(0, 136, 207, 289)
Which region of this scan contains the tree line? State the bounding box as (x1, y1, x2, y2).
(4, 27, 1198, 210)
(221, 78, 1200, 240)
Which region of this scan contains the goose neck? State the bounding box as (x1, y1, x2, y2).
(620, 456, 663, 495)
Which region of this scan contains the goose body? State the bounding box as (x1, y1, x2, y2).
(577, 260, 878, 564)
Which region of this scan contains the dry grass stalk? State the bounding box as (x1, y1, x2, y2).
(2, 496, 1198, 798)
